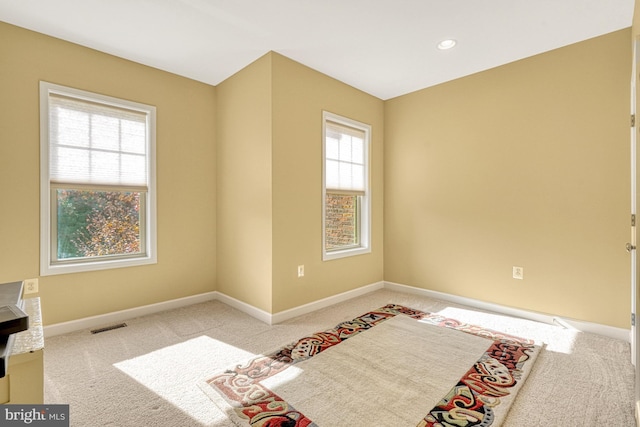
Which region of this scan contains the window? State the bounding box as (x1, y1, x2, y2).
(40, 82, 157, 275)
(322, 111, 371, 260)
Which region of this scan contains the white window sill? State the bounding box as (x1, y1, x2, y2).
(41, 255, 157, 276)
(323, 246, 371, 261)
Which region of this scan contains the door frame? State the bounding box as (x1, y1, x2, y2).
(632, 35, 640, 427)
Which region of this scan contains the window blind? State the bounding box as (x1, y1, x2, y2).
(48, 93, 148, 188)
(325, 120, 366, 193)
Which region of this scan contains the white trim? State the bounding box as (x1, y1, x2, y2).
(213, 292, 273, 325)
(384, 281, 552, 322)
(43, 291, 216, 337)
(42, 283, 385, 335)
(384, 281, 631, 342)
(215, 282, 385, 325)
(39, 81, 157, 276)
(43, 281, 629, 342)
(271, 281, 385, 324)
(550, 315, 630, 342)
(322, 111, 371, 261)
(215, 282, 384, 324)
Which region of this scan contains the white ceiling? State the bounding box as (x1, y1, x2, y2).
(0, 0, 634, 100)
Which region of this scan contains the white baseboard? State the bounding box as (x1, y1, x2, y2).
(270, 281, 385, 324)
(43, 282, 385, 336)
(214, 282, 384, 325)
(43, 291, 217, 337)
(213, 291, 273, 324)
(383, 281, 631, 342)
(44, 280, 630, 342)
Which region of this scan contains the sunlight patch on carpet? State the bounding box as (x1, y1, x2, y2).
(201, 304, 542, 427)
(437, 306, 577, 355)
(115, 335, 254, 425)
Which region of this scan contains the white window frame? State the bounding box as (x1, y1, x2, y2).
(322, 111, 371, 261)
(39, 82, 157, 276)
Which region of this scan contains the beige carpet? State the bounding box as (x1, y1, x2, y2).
(201, 310, 541, 426)
(43, 289, 635, 426)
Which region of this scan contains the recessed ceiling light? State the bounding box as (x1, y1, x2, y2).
(437, 39, 457, 50)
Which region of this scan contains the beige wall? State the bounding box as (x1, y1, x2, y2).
(635, 0, 640, 38)
(0, 18, 633, 328)
(216, 52, 384, 313)
(216, 54, 274, 312)
(0, 22, 217, 324)
(385, 29, 631, 328)
(270, 53, 384, 312)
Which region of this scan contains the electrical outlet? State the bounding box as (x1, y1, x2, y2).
(297, 265, 305, 278)
(512, 266, 524, 280)
(23, 278, 39, 294)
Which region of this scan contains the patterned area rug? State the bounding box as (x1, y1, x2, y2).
(199, 304, 542, 427)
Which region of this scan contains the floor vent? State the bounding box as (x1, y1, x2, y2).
(91, 323, 127, 334)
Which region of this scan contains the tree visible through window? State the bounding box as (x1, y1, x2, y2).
(40, 82, 156, 275)
(56, 190, 141, 259)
